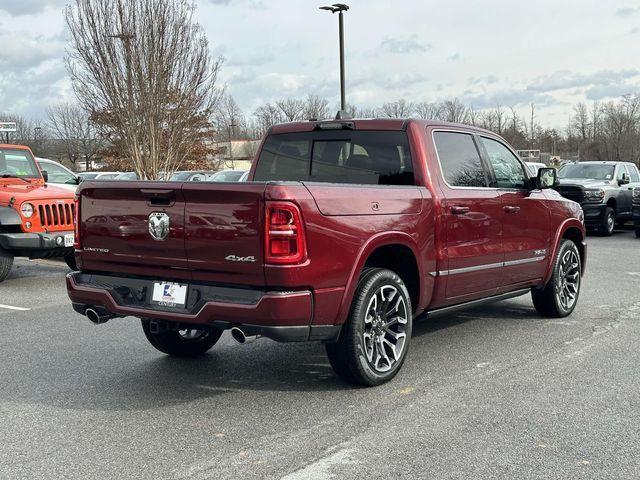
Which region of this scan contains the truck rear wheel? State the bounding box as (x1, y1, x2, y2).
(532, 239, 581, 318)
(0, 249, 14, 283)
(326, 268, 413, 387)
(141, 320, 223, 357)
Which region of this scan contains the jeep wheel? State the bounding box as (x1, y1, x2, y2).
(64, 254, 77, 271)
(600, 207, 615, 236)
(532, 239, 581, 318)
(326, 268, 412, 387)
(141, 320, 223, 357)
(0, 249, 14, 283)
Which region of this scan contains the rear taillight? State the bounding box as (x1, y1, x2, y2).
(73, 194, 81, 249)
(265, 202, 307, 264)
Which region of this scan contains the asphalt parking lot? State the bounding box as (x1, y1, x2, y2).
(1, 231, 639, 480)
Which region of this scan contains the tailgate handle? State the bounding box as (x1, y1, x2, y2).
(140, 189, 174, 207)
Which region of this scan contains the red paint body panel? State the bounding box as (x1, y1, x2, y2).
(68, 120, 586, 335)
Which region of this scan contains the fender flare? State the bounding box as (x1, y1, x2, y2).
(0, 206, 21, 227)
(543, 218, 586, 284)
(335, 231, 426, 325)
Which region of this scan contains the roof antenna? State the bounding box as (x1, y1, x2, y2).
(320, 4, 351, 120)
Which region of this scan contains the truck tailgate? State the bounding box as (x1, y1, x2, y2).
(182, 182, 266, 286)
(79, 182, 268, 287)
(79, 183, 190, 280)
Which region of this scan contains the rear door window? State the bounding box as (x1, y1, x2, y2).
(433, 131, 488, 188)
(253, 131, 414, 185)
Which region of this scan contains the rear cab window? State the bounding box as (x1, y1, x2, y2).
(253, 131, 414, 185)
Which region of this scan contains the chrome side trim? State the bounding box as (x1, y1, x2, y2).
(503, 256, 546, 267)
(436, 255, 546, 276)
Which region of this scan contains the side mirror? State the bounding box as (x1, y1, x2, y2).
(619, 174, 630, 186)
(41, 170, 49, 182)
(536, 167, 557, 189)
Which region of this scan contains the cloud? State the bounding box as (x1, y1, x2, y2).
(586, 83, 638, 100)
(379, 35, 430, 54)
(448, 53, 461, 61)
(462, 89, 556, 109)
(616, 6, 639, 16)
(0, 0, 65, 16)
(526, 69, 640, 93)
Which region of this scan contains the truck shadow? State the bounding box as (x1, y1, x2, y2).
(4, 302, 541, 412)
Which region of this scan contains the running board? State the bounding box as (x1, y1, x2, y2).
(421, 288, 530, 320)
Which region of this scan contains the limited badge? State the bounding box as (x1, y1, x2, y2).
(148, 212, 170, 241)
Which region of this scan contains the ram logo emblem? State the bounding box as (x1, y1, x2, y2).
(148, 212, 170, 241)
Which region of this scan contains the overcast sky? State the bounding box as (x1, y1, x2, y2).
(1, 0, 640, 128)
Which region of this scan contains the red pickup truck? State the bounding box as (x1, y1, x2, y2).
(67, 119, 586, 386)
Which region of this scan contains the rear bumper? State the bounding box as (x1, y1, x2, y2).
(0, 231, 74, 257)
(66, 272, 342, 343)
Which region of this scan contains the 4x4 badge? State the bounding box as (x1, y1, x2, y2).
(148, 212, 170, 241)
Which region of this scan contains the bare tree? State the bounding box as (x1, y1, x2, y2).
(0, 113, 47, 155)
(380, 99, 414, 118)
(303, 95, 330, 120)
(253, 103, 283, 136)
(47, 103, 101, 170)
(65, 0, 223, 179)
(276, 98, 305, 122)
(441, 99, 468, 123)
(215, 94, 246, 142)
(414, 101, 442, 120)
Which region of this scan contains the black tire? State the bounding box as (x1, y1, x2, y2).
(635, 227, 640, 238)
(0, 249, 14, 283)
(326, 268, 413, 387)
(532, 239, 582, 318)
(64, 254, 77, 271)
(600, 207, 615, 236)
(141, 320, 223, 357)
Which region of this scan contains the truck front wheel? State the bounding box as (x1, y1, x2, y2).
(0, 249, 14, 283)
(141, 320, 223, 357)
(532, 239, 582, 318)
(600, 207, 615, 236)
(326, 268, 413, 387)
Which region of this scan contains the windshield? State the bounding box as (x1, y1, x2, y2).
(115, 172, 138, 180)
(559, 164, 615, 180)
(253, 131, 414, 185)
(212, 170, 245, 182)
(0, 148, 41, 179)
(170, 171, 193, 181)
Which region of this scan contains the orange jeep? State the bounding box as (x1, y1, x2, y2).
(0, 145, 77, 282)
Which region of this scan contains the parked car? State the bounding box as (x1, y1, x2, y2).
(78, 171, 121, 181)
(555, 161, 640, 235)
(633, 186, 640, 238)
(114, 172, 139, 181)
(35, 158, 80, 191)
(526, 162, 547, 176)
(238, 171, 250, 182)
(210, 170, 246, 182)
(0, 145, 77, 280)
(170, 171, 216, 182)
(67, 119, 586, 386)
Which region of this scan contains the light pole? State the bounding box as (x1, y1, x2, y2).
(34, 126, 42, 155)
(228, 122, 237, 168)
(320, 3, 349, 113)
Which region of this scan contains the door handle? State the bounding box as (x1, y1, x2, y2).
(450, 205, 470, 215)
(504, 205, 521, 214)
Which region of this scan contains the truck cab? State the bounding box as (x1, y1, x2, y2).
(0, 145, 77, 281)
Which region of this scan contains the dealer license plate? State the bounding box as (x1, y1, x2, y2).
(64, 234, 75, 247)
(152, 282, 188, 307)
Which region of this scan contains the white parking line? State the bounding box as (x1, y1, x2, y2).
(0, 304, 31, 311)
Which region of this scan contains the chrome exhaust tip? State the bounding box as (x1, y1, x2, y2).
(85, 307, 112, 325)
(230, 327, 260, 344)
